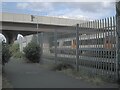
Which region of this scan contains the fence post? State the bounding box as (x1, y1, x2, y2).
(54, 29, 57, 64)
(40, 32, 43, 59)
(116, 1, 120, 81)
(76, 24, 79, 71)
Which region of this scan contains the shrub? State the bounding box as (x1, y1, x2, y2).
(9, 43, 23, 58)
(2, 41, 11, 65)
(9, 43, 19, 53)
(51, 63, 74, 71)
(13, 51, 24, 58)
(23, 42, 41, 63)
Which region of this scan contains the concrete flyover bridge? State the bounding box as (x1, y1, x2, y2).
(0, 12, 88, 44)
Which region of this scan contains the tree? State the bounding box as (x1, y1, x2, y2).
(2, 41, 11, 65)
(9, 43, 19, 56)
(23, 41, 41, 63)
(9, 43, 23, 58)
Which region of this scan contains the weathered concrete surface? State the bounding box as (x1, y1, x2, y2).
(0, 64, 2, 89)
(1, 12, 86, 26)
(0, 74, 2, 89)
(4, 59, 119, 88)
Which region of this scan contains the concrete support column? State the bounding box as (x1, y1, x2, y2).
(3, 31, 18, 44)
(116, 1, 120, 81)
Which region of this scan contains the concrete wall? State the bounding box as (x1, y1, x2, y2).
(17, 35, 33, 52)
(2, 12, 87, 26)
(2, 13, 31, 23)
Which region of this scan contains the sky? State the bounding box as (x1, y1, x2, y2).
(0, 1, 117, 41)
(2, 1, 116, 20)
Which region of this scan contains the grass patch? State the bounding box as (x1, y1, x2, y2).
(40, 63, 56, 70)
(59, 68, 105, 85)
(2, 72, 13, 89)
(51, 63, 74, 71)
(12, 52, 24, 59)
(45, 63, 105, 85)
(2, 76, 13, 88)
(40, 63, 118, 86)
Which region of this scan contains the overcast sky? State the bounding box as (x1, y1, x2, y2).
(2, 2, 116, 20)
(1, 1, 116, 40)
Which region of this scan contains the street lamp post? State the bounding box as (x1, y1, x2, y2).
(31, 15, 39, 44)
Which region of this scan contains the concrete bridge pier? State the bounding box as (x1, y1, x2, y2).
(2, 31, 18, 44)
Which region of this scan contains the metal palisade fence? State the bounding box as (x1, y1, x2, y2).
(38, 16, 119, 81)
(78, 16, 117, 81)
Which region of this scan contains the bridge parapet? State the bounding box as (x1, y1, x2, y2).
(1, 12, 87, 26)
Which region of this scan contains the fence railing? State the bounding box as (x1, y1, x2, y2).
(78, 16, 117, 81)
(24, 16, 119, 81)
